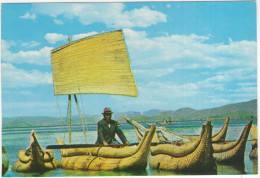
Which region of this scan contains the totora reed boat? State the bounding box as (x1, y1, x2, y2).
(46, 30, 156, 171)
(149, 119, 217, 173)
(121, 114, 191, 143)
(156, 117, 175, 125)
(2, 146, 10, 176)
(212, 120, 252, 164)
(123, 115, 229, 144)
(54, 125, 156, 170)
(12, 131, 60, 173)
(181, 116, 229, 142)
(249, 124, 257, 159)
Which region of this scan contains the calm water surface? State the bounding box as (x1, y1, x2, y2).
(2, 120, 258, 177)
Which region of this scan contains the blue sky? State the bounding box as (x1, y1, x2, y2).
(1, 1, 257, 118)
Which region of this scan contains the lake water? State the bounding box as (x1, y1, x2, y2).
(2, 120, 258, 177)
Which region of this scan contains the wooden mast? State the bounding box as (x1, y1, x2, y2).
(68, 36, 72, 144)
(74, 95, 88, 143)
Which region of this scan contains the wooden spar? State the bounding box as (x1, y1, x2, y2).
(74, 95, 87, 143)
(46, 142, 159, 149)
(68, 95, 72, 144)
(47, 143, 137, 149)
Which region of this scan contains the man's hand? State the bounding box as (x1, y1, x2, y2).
(103, 141, 109, 145)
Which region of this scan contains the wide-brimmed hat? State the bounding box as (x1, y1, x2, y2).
(102, 108, 113, 114)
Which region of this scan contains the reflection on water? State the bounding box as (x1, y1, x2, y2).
(148, 167, 217, 176)
(217, 163, 245, 175)
(251, 158, 258, 174)
(12, 168, 149, 177)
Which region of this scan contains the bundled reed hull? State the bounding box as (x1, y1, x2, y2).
(213, 120, 252, 163)
(211, 117, 229, 142)
(249, 124, 257, 159)
(149, 119, 216, 172)
(182, 117, 229, 142)
(12, 131, 60, 173)
(122, 114, 190, 143)
(58, 125, 156, 171)
(123, 115, 229, 144)
(2, 146, 10, 176)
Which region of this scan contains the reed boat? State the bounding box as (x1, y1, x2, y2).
(2, 146, 10, 176)
(212, 120, 252, 163)
(55, 125, 156, 171)
(49, 30, 140, 148)
(46, 30, 156, 171)
(149, 119, 217, 172)
(12, 131, 60, 173)
(156, 121, 175, 126)
(156, 117, 175, 125)
(121, 114, 190, 143)
(123, 114, 229, 144)
(249, 124, 257, 159)
(181, 117, 229, 142)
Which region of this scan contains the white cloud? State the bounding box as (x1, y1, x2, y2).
(121, 6, 167, 28)
(21, 41, 40, 48)
(44, 33, 68, 44)
(123, 29, 257, 71)
(44, 32, 100, 44)
(133, 68, 174, 79)
(139, 81, 199, 100)
(31, 3, 166, 28)
(1, 63, 52, 88)
(111, 80, 200, 111)
(197, 75, 228, 92)
(20, 12, 36, 20)
(207, 96, 231, 106)
(2, 102, 60, 117)
(237, 82, 256, 87)
(112, 81, 200, 111)
(2, 40, 52, 65)
(53, 19, 64, 25)
(72, 32, 99, 41)
(121, 29, 257, 109)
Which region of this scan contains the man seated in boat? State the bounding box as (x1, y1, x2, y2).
(96, 108, 130, 145)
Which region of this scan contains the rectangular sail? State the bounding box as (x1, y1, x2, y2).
(51, 30, 138, 97)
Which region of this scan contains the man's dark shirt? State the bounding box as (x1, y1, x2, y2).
(95, 118, 127, 144)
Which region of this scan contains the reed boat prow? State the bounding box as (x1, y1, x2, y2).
(58, 125, 156, 170)
(249, 124, 258, 159)
(2, 146, 10, 176)
(213, 120, 253, 163)
(182, 117, 229, 142)
(149, 119, 216, 172)
(12, 130, 60, 173)
(122, 114, 189, 143)
(212, 116, 229, 142)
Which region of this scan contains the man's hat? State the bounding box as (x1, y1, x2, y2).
(102, 108, 113, 114)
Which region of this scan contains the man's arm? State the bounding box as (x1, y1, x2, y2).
(115, 125, 129, 144)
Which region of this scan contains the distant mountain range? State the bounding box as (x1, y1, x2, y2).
(2, 99, 257, 129)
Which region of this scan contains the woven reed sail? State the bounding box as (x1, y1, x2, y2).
(51, 30, 137, 97)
